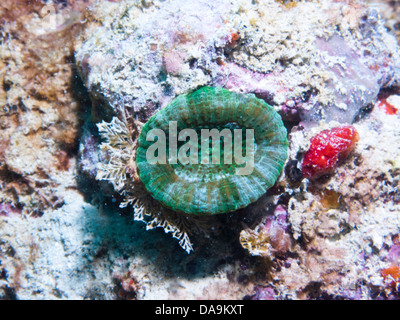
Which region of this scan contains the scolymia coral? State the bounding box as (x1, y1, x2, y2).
(136, 87, 289, 215)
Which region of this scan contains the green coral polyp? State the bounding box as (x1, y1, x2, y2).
(136, 86, 288, 215)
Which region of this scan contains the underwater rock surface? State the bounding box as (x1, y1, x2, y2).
(76, 0, 400, 124)
(1, 0, 400, 300)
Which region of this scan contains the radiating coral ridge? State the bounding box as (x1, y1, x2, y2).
(136, 86, 289, 215)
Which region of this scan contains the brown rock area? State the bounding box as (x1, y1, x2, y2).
(0, 0, 91, 216)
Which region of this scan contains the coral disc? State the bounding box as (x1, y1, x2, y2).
(136, 87, 288, 215)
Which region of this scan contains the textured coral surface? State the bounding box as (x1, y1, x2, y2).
(136, 87, 288, 215)
(1, 0, 400, 300)
(301, 126, 359, 179)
